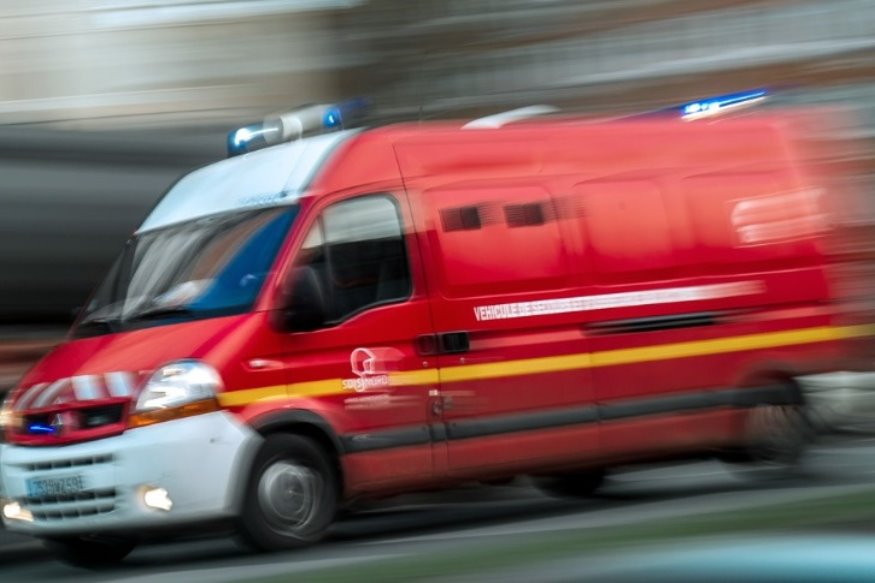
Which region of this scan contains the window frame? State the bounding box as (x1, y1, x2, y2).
(294, 192, 414, 328)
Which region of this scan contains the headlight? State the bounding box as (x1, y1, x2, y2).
(0, 394, 11, 428)
(130, 361, 222, 428)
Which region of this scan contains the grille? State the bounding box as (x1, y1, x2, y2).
(20, 454, 113, 473)
(22, 488, 117, 522)
(80, 405, 125, 429)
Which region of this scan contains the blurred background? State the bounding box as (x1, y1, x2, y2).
(3, 2, 875, 580)
(1, 1, 874, 381)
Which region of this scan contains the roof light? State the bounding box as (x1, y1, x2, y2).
(227, 98, 370, 157)
(227, 121, 283, 157)
(323, 106, 343, 129)
(679, 89, 768, 121)
(464, 105, 559, 129)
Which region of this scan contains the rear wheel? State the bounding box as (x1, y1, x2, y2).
(44, 535, 136, 569)
(238, 434, 338, 551)
(747, 403, 813, 465)
(536, 468, 606, 499)
(724, 398, 814, 479)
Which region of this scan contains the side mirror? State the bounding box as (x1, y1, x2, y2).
(276, 266, 327, 332)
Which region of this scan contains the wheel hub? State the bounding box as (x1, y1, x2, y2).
(257, 461, 321, 531)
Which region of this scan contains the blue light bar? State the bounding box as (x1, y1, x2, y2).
(679, 89, 768, 120)
(227, 98, 370, 157)
(317, 98, 371, 131)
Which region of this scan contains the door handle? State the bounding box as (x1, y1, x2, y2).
(417, 332, 470, 355)
(439, 331, 470, 354)
(416, 334, 439, 356)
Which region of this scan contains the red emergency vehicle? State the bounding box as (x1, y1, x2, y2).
(0, 100, 869, 566)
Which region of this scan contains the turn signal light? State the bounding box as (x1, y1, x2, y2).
(128, 398, 220, 428)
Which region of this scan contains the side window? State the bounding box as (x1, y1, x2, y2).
(296, 195, 412, 323)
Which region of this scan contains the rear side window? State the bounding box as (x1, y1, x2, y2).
(296, 195, 412, 323)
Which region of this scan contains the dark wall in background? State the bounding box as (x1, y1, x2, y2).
(0, 127, 224, 326)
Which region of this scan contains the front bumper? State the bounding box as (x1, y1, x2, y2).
(0, 411, 260, 536)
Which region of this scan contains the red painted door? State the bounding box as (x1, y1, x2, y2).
(407, 178, 598, 478)
(278, 192, 439, 492)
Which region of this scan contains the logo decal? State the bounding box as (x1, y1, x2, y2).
(342, 348, 391, 392)
(731, 189, 827, 245)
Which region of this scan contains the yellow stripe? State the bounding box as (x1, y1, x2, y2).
(390, 369, 441, 386)
(217, 379, 341, 407)
(219, 324, 875, 407)
(291, 379, 347, 397)
(442, 324, 874, 382)
(592, 325, 871, 368)
(441, 352, 591, 383)
(217, 385, 287, 407)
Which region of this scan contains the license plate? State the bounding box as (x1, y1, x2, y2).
(26, 475, 86, 498)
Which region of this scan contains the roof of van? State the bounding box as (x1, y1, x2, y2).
(311, 115, 805, 194)
(137, 114, 808, 233)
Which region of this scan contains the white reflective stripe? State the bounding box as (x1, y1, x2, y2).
(72, 375, 101, 401)
(105, 371, 134, 398)
(31, 379, 69, 409)
(472, 281, 766, 322)
(13, 383, 48, 411)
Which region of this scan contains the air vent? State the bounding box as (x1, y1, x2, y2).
(441, 206, 483, 232)
(505, 203, 547, 227)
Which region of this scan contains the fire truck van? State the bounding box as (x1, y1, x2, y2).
(0, 99, 869, 566)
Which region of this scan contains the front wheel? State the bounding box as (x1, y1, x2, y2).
(238, 434, 338, 551)
(43, 535, 136, 569)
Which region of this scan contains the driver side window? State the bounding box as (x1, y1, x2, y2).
(295, 195, 412, 323)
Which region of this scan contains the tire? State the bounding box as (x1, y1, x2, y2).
(536, 468, 606, 499)
(724, 399, 815, 480)
(238, 433, 338, 551)
(43, 535, 136, 569)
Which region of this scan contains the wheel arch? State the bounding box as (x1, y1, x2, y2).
(732, 362, 806, 407)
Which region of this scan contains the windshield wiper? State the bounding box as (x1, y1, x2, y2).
(75, 317, 119, 336)
(127, 305, 194, 322)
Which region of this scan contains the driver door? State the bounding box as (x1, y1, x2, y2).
(279, 193, 440, 492)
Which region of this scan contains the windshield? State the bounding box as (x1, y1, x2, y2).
(75, 205, 297, 337)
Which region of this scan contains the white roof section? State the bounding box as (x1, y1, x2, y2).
(138, 130, 355, 233)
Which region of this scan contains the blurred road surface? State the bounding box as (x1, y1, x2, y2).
(4, 434, 875, 582)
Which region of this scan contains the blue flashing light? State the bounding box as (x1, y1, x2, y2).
(323, 107, 343, 129)
(27, 423, 57, 435)
(227, 122, 280, 157)
(679, 89, 768, 119)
